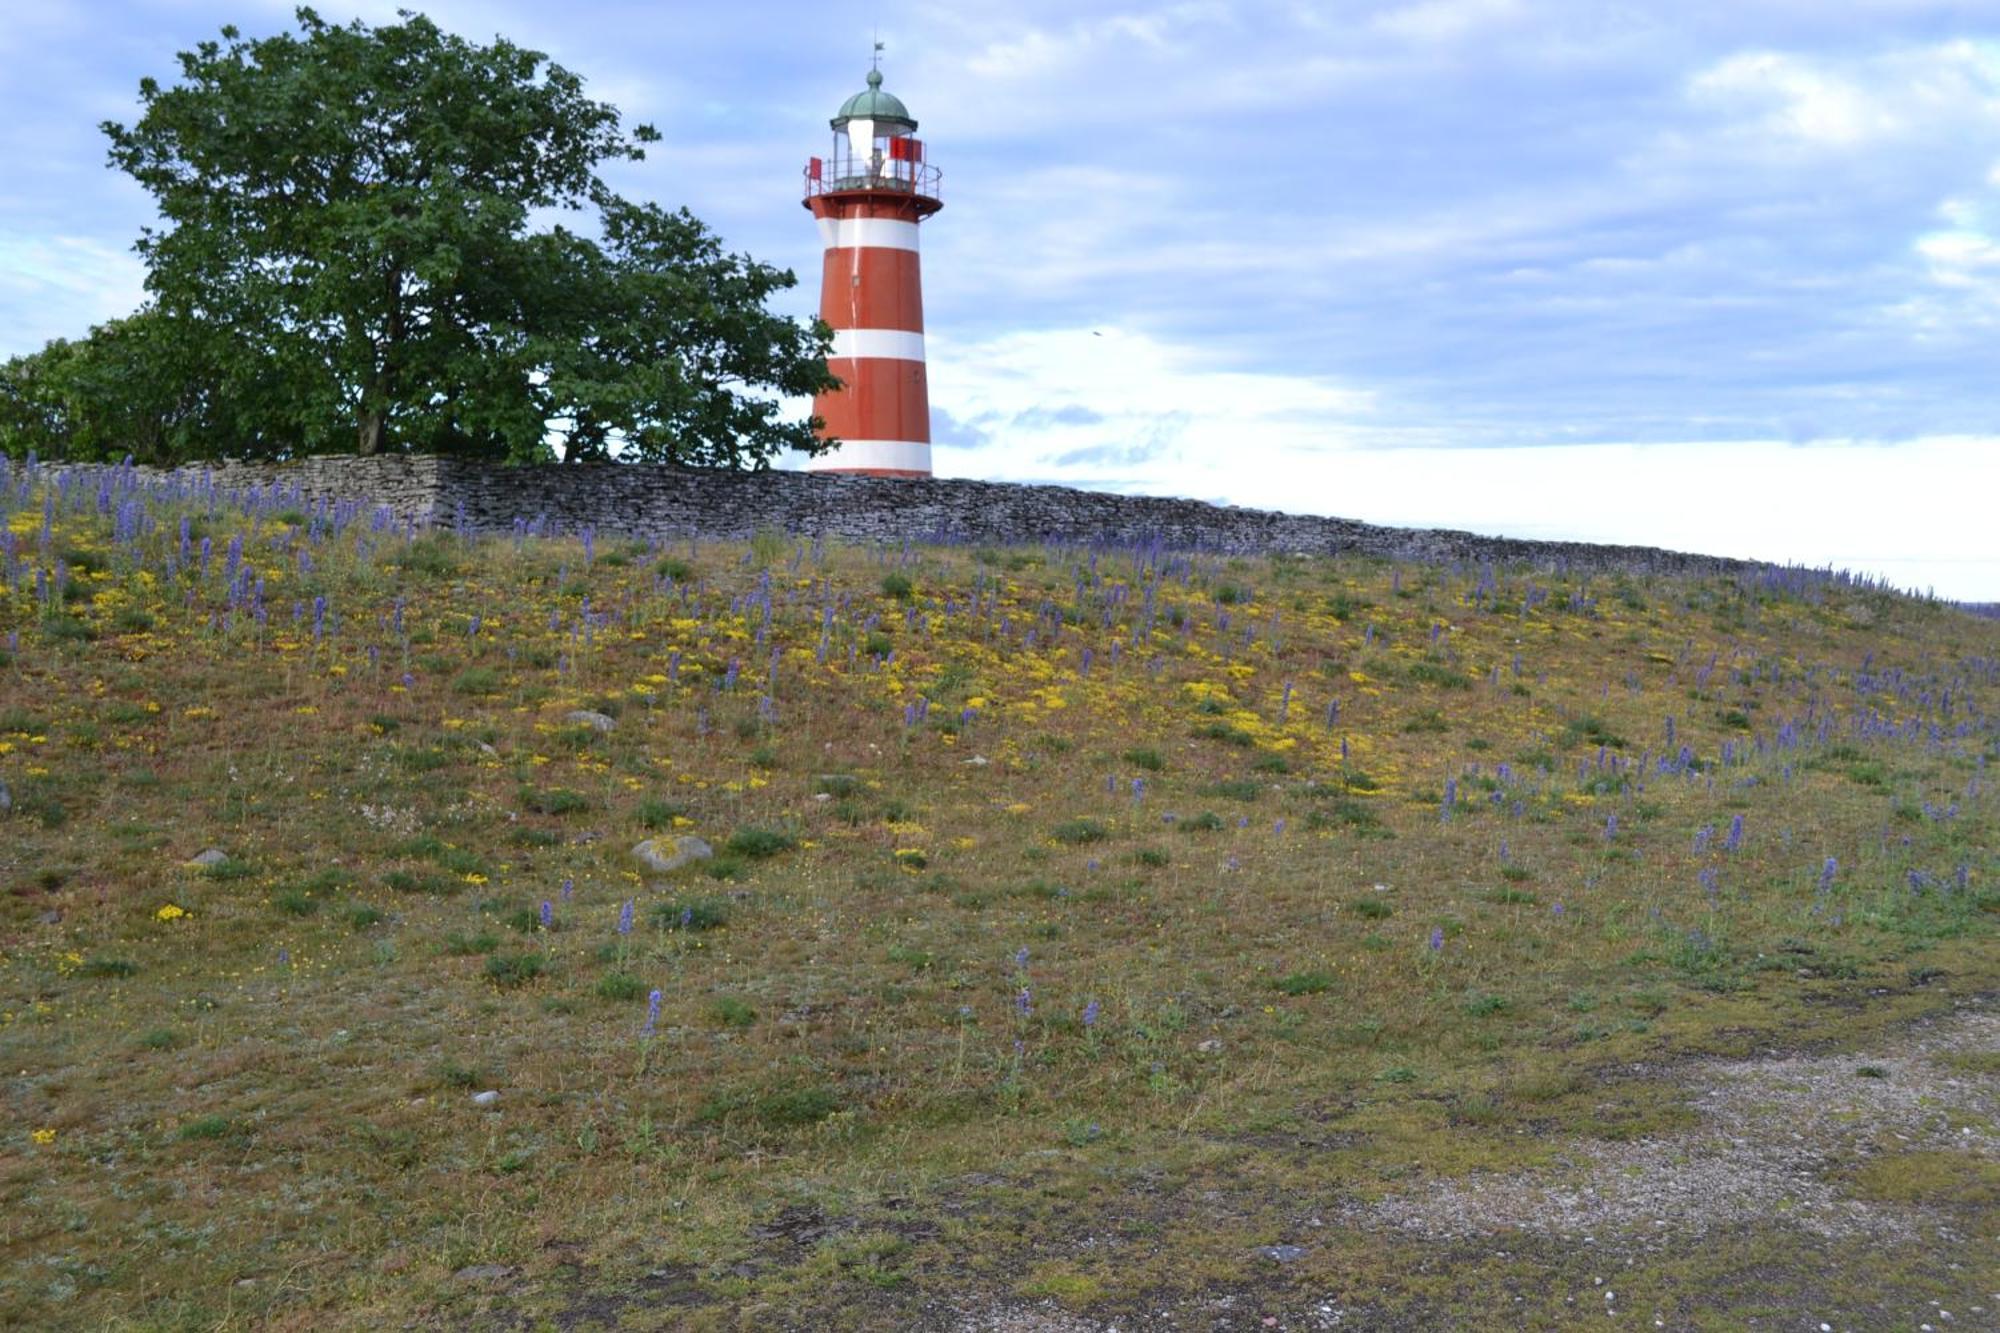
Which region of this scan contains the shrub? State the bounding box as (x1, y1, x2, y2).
(1349, 897, 1392, 920)
(1122, 747, 1165, 771)
(1407, 661, 1472, 689)
(711, 996, 757, 1028)
(520, 787, 590, 816)
(726, 824, 797, 859)
(452, 666, 503, 696)
(699, 1083, 839, 1130)
(177, 1114, 233, 1141)
(484, 954, 547, 987)
(596, 973, 646, 1001)
(1050, 818, 1107, 845)
(1562, 716, 1627, 749)
(654, 896, 731, 931)
(880, 572, 914, 600)
(637, 798, 686, 829)
(384, 870, 457, 896)
(1274, 970, 1336, 995)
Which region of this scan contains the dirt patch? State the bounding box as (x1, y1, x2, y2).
(1352, 1002, 1998, 1243)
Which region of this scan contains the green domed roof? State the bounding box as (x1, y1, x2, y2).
(832, 69, 916, 130)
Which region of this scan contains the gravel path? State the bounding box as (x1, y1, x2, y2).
(1355, 1005, 1997, 1243)
(943, 1001, 1998, 1332)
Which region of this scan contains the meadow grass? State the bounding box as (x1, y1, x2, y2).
(0, 463, 1994, 1325)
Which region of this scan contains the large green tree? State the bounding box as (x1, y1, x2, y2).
(1, 7, 836, 465)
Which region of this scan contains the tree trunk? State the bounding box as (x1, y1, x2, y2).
(358, 269, 404, 456)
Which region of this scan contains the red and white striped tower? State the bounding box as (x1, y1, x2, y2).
(802, 61, 942, 477)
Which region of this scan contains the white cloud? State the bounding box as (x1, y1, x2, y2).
(927, 326, 1387, 485)
(0, 233, 147, 349)
(1373, 0, 1524, 44)
(1685, 42, 2000, 155)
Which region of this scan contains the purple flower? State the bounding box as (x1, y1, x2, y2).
(1818, 857, 1838, 892)
(1725, 813, 1745, 852)
(561, 878, 574, 902)
(1014, 946, 1030, 969)
(1604, 813, 1618, 839)
(1015, 987, 1033, 1017)
(1440, 779, 1456, 822)
(1082, 999, 1100, 1028)
(540, 900, 553, 929)
(1551, 901, 1565, 917)
(643, 989, 662, 1037)
(1428, 927, 1444, 951)
(617, 900, 634, 935)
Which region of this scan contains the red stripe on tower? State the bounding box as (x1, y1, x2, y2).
(801, 60, 942, 478)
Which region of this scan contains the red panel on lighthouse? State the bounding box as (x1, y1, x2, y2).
(817, 248, 926, 333)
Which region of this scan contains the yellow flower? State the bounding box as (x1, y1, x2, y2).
(463, 873, 488, 885)
(30, 1128, 55, 1146)
(155, 903, 188, 922)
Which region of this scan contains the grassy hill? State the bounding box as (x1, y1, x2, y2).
(1, 468, 1995, 1328)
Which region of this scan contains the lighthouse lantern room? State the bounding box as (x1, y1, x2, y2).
(802, 60, 941, 477)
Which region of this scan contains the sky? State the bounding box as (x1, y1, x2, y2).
(3, 2, 1999, 598)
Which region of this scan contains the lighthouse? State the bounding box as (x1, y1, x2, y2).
(802, 59, 942, 477)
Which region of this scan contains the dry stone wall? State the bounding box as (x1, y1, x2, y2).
(23, 454, 1762, 580)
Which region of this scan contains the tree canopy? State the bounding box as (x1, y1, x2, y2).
(0, 8, 837, 466)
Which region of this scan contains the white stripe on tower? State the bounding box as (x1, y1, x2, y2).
(816, 440, 932, 473)
(830, 329, 927, 362)
(814, 217, 920, 252)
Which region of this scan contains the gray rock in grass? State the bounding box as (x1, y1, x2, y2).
(565, 709, 617, 732)
(632, 835, 713, 875)
(188, 847, 230, 867)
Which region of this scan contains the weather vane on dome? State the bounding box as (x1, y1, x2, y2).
(872, 37, 883, 72)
